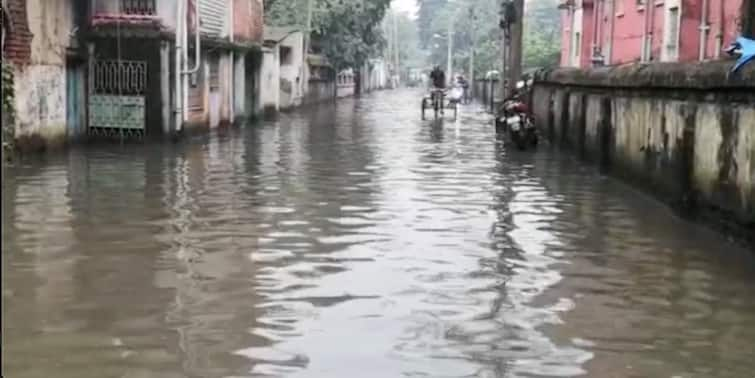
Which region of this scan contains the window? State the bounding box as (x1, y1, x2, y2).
(209, 54, 220, 91)
(636, 0, 646, 9)
(280, 46, 292, 66)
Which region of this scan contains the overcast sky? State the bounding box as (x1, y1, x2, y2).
(392, 0, 419, 18)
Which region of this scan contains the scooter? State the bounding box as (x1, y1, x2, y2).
(495, 98, 537, 150)
(725, 36, 755, 74)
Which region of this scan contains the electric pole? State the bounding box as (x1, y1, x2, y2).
(468, 7, 475, 84)
(393, 11, 400, 85)
(504, 0, 524, 98)
(447, 13, 454, 87)
(304, 0, 314, 56)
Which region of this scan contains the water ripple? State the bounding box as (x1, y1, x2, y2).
(2, 90, 755, 378)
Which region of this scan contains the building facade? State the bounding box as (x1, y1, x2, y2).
(2, 0, 263, 148)
(559, 0, 753, 68)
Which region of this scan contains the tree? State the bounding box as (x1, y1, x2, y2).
(522, 0, 561, 69)
(417, 0, 447, 48)
(416, 0, 561, 78)
(264, 0, 391, 70)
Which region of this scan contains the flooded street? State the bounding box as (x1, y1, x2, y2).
(3, 89, 755, 378)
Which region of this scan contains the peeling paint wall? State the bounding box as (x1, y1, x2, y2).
(14, 65, 67, 144)
(27, 0, 72, 65)
(532, 64, 755, 243)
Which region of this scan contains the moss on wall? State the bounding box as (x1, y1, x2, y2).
(2, 63, 15, 158)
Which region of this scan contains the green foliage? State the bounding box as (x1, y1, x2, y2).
(2, 63, 15, 125)
(382, 10, 425, 74)
(417, 0, 447, 48)
(264, 0, 391, 70)
(522, 0, 561, 69)
(417, 0, 562, 78)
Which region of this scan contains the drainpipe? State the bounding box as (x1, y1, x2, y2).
(175, 0, 184, 132)
(182, 0, 201, 124)
(607, 0, 615, 63)
(591, 0, 600, 64)
(229, 2, 234, 121)
(699, 0, 710, 60)
(647, 0, 654, 61)
(641, 0, 650, 61)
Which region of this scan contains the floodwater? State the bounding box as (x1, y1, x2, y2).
(3, 90, 755, 378)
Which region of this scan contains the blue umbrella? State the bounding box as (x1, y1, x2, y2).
(726, 37, 755, 74)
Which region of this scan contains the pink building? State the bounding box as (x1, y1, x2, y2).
(559, 0, 755, 68)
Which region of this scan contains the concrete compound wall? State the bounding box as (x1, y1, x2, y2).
(531, 62, 755, 245)
(303, 79, 336, 106)
(13, 65, 67, 146)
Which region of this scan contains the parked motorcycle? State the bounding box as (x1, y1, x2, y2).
(495, 98, 537, 150)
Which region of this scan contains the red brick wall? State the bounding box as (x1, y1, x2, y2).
(233, 0, 262, 44)
(3, 0, 32, 65)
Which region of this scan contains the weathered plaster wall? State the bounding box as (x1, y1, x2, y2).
(531, 62, 755, 244)
(13, 65, 67, 147)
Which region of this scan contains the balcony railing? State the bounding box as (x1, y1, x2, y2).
(91, 0, 161, 28)
(121, 0, 156, 15)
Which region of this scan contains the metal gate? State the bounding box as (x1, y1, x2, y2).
(88, 59, 147, 138)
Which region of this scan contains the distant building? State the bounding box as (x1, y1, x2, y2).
(263, 26, 306, 110)
(559, 0, 753, 68)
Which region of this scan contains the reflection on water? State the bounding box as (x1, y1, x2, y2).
(3, 90, 755, 378)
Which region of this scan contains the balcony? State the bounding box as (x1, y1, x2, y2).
(93, 0, 157, 16)
(90, 0, 169, 35)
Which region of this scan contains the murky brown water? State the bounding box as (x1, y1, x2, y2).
(3, 90, 755, 378)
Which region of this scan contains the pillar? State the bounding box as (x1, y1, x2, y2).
(160, 40, 172, 135)
(234, 52, 246, 120)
